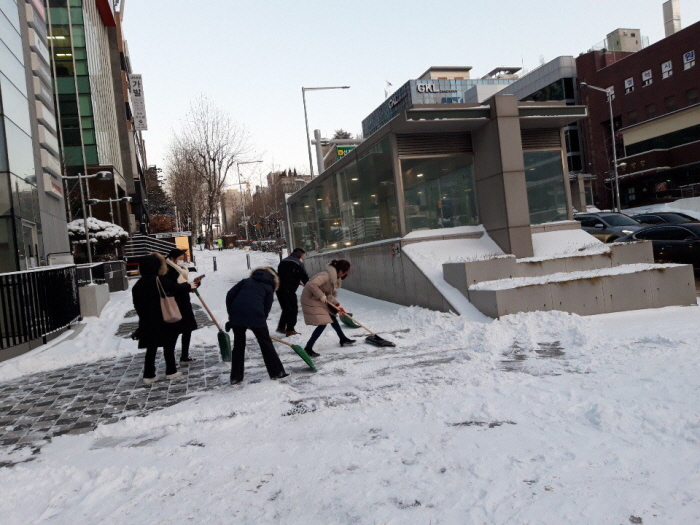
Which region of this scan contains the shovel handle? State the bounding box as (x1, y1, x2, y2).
(270, 335, 295, 347)
(194, 289, 223, 332)
(341, 313, 375, 335)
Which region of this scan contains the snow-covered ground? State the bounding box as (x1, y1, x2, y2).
(0, 249, 699, 524)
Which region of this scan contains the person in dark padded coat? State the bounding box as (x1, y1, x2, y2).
(276, 247, 309, 337)
(226, 267, 288, 386)
(163, 248, 200, 364)
(132, 253, 198, 385)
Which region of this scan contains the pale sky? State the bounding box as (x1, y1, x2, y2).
(123, 0, 700, 184)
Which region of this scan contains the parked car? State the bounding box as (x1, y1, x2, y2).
(616, 223, 700, 269)
(573, 212, 644, 242)
(629, 212, 699, 225)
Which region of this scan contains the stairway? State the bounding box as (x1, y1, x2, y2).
(443, 241, 696, 318)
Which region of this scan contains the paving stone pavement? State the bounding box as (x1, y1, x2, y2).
(114, 303, 214, 338)
(0, 343, 229, 467)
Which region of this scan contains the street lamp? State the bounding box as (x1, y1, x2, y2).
(301, 86, 350, 178)
(87, 196, 132, 224)
(63, 170, 113, 270)
(580, 82, 622, 212)
(236, 159, 263, 241)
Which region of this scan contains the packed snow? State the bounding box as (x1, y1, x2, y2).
(0, 249, 699, 524)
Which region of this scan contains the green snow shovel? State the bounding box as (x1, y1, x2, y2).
(270, 335, 317, 372)
(194, 289, 232, 362)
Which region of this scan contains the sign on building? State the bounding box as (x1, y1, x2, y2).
(153, 231, 191, 239)
(684, 50, 695, 70)
(130, 74, 148, 130)
(336, 145, 356, 160)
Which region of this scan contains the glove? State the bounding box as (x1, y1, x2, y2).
(320, 295, 328, 304)
(336, 306, 346, 316)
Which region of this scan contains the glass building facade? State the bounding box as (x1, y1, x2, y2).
(523, 150, 568, 224)
(289, 134, 485, 254)
(47, 0, 124, 219)
(0, 0, 43, 272)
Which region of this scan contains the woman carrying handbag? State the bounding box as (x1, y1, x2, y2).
(132, 253, 199, 385)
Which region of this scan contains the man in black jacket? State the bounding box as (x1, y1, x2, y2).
(226, 267, 288, 385)
(276, 248, 309, 336)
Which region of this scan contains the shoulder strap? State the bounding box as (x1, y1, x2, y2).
(156, 276, 167, 298)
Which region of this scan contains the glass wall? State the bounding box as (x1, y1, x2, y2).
(1, 0, 42, 271)
(401, 154, 478, 233)
(289, 136, 399, 253)
(523, 150, 568, 224)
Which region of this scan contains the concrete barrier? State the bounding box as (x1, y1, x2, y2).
(78, 284, 110, 318)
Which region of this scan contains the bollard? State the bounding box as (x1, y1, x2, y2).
(278, 250, 283, 263)
(213, 256, 217, 272)
(246, 253, 251, 269)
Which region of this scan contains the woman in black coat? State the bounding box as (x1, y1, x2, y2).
(226, 267, 287, 385)
(132, 253, 197, 384)
(163, 248, 200, 364)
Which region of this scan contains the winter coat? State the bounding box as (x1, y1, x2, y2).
(163, 260, 198, 333)
(132, 274, 192, 349)
(226, 267, 279, 329)
(300, 265, 341, 326)
(277, 254, 309, 292)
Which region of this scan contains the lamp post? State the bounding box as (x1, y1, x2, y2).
(236, 159, 263, 241)
(63, 171, 113, 271)
(580, 82, 622, 212)
(301, 86, 350, 178)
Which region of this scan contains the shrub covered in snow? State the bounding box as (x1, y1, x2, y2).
(68, 217, 129, 261)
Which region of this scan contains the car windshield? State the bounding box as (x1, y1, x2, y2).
(602, 214, 640, 226)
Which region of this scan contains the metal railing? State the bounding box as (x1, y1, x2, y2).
(0, 265, 81, 351)
(76, 261, 128, 292)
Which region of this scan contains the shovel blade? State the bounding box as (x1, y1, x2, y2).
(365, 334, 396, 347)
(291, 344, 317, 372)
(218, 330, 232, 362)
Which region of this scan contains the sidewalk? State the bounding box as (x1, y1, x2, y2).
(0, 306, 223, 467)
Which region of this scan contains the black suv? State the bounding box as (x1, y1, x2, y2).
(573, 212, 644, 243)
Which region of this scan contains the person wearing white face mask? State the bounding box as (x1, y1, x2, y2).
(164, 249, 201, 364)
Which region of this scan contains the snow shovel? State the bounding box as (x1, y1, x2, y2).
(269, 335, 317, 372)
(193, 289, 232, 362)
(339, 313, 396, 347)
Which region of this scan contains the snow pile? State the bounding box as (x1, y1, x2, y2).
(523, 229, 606, 262)
(0, 250, 699, 523)
(469, 263, 681, 291)
(402, 234, 503, 319)
(67, 218, 129, 244)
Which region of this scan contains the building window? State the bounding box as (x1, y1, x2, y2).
(683, 50, 695, 70)
(662, 60, 673, 79)
(686, 88, 699, 105)
(665, 96, 677, 112)
(627, 110, 638, 125)
(401, 154, 478, 233)
(642, 69, 652, 87)
(624, 77, 634, 94)
(645, 103, 657, 119)
(523, 150, 568, 224)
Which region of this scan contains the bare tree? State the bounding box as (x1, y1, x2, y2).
(165, 141, 207, 251)
(170, 95, 250, 245)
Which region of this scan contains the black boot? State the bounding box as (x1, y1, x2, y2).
(305, 348, 320, 358)
(340, 338, 356, 347)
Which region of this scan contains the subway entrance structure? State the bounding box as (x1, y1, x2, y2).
(286, 85, 696, 317)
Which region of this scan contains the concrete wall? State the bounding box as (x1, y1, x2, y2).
(472, 95, 534, 257)
(304, 239, 456, 313)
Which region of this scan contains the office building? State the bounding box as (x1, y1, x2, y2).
(1, 0, 70, 272)
(577, 18, 700, 208)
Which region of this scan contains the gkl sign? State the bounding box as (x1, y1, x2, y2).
(416, 83, 457, 94)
